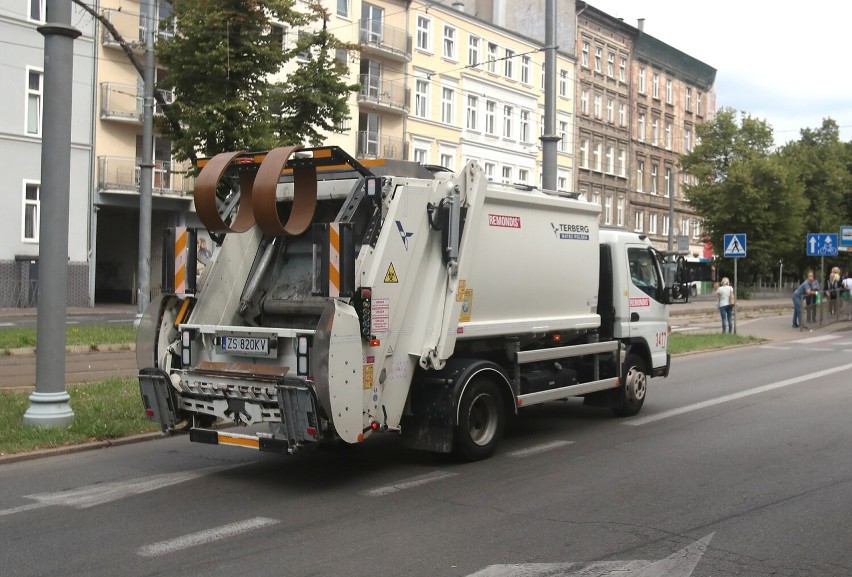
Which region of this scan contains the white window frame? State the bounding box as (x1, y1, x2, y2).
(665, 78, 673, 104)
(580, 90, 589, 115)
(604, 195, 613, 225)
(593, 94, 602, 118)
(520, 55, 531, 84)
(29, 0, 45, 22)
(337, 0, 350, 18)
(636, 160, 645, 192)
(559, 69, 569, 97)
(520, 109, 531, 143)
(651, 164, 658, 194)
(466, 95, 479, 131)
(618, 149, 627, 177)
(685, 87, 692, 112)
(441, 86, 455, 124)
(440, 152, 454, 170)
(416, 15, 431, 52)
(652, 73, 660, 99)
(413, 145, 429, 164)
(649, 213, 658, 234)
(605, 146, 614, 174)
(504, 48, 515, 78)
(26, 67, 43, 137)
(693, 220, 701, 239)
(580, 139, 589, 169)
(637, 113, 645, 142)
(485, 100, 496, 135)
(594, 46, 602, 72)
(665, 122, 672, 150)
(634, 210, 644, 233)
(22, 180, 40, 243)
(468, 35, 480, 67)
(684, 128, 692, 153)
(665, 168, 673, 197)
(503, 105, 513, 139)
(638, 68, 646, 94)
(652, 118, 659, 146)
(607, 52, 615, 77)
(559, 121, 568, 152)
(581, 41, 589, 67)
(593, 143, 602, 172)
(487, 42, 498, 73)
(606, 98, 614, 122)
(484, 162, 495, 180)
(617, 197, 624, 227)
(501, 165, 512, 184)
(697, 92, 703, 115)
(518, 168, 529, 184)
(619, 57, 626, 82)
(618, 102, 626, 126)
(443, 25, 457, 60)
(414, 76, 429, 118)
(663, 215, 670, 237)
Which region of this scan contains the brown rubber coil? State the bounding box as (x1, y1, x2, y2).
(194, 150, 256, 234)
(253, 145, 318, 236)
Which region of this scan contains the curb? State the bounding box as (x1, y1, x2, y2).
(0, 431, 165, 466)
(3, 343, 136, 357)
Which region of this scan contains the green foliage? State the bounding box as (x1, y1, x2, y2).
(157, 0, 357, 163)
(0, 325, 136, 351)
(668, 332, 763, 355)
(0, 378, 160, 455)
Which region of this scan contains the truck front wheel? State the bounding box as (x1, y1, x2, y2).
(454, 377, 505, 461)
(612, 353, 647, 417)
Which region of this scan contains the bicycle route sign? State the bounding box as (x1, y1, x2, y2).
(723, 233, 747, 258)
(806, 233, 838, 256)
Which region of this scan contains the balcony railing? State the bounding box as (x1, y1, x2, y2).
(98, 156, 194, 197)
(100, 83, 174, 123)
(358, 22, 411, 61)
(100, 8, 174, 48)
(357, 75, 409, 113)
(356, 132, 404, 160)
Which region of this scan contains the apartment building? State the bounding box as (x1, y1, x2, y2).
(0, 1, 95, 307)
(630, 25, 716, 255)
(574, 4, 633, 228)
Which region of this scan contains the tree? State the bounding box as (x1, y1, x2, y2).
(156, 0, 358, 163)
(680, 108, 806, 279)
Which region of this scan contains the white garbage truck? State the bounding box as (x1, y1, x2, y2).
(137, 145, 671, 460)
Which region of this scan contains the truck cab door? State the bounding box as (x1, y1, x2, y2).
(621, 245, 669, 368)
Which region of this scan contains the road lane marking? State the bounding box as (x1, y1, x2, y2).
(507, 440, 574, 458)
(0, 502, 50, 517)
(138, 517, 280, 557)
(792, 334, 837, 344)
(359, 471, 457, 497)
(624, 363, 852, 426)
(0, 322, 14, 327)
(760, 345, 791, 350)
(803, 347, 833, 352)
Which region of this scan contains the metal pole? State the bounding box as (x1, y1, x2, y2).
(733, 258, 738, 334)
(539, 0, 559, 191)
(668, 184, 675, 253)
(136, 0, 157, 320)
(24, 0, 81, 427)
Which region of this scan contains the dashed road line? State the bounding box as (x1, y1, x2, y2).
(138, 517, 280, 557)
(792, 334, 838, 344)
(506, 440, 574, 458)
(623, 362, 852, 426)
(359, 471, 457, 497)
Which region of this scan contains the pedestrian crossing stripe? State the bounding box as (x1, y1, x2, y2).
(384, 262, 399, 283)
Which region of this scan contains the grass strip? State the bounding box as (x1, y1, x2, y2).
(668, 332, 763, 355)
(0, 325, 136, 352)
(0, 377, 160, 456)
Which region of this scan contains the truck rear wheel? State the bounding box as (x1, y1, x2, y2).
(612, 353, 647, 417)
(454, 377, 505, 461)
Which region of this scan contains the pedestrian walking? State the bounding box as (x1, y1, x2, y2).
(792, 271, 820, 328)
(842, 271, 852, 320)
(824, 266, 842, 317)
(716, 277, 735, 334)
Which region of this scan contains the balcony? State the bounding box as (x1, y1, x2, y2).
(356, 132, 404, 160)
(100, 83, 174, 123)
(98, 156, 194, 198)
(100, 8, 174, 49)
(357, 75, 409, 114)
(358, 22, 411, 62)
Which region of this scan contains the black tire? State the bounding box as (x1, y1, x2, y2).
(612, 353, 647, 417)
(454, 377, 506, 461)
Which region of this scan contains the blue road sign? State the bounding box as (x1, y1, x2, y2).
(806, 233, 838, 256)
(723, 234, 747, 258)
(840, 226, 852, 248)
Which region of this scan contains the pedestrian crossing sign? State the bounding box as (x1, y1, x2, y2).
(723, 233, 747, 258)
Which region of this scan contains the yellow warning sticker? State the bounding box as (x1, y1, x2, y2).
(384, 262, 399, 283)
(363, 364, 374, 389)
(456, 279, 467, 302)
(459, 289, 473, 322)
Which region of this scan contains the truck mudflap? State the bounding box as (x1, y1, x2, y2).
(139, 367, 181, 432)
(189, 383, 321, 455)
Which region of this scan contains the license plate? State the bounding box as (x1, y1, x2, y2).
(220, 336, 270, 356)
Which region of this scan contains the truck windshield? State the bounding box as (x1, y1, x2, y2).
(629, 247, 663, 301)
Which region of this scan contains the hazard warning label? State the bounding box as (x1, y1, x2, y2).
(384, 262, 399, 283)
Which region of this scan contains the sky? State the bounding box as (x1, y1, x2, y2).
(589, 0, 852, 146)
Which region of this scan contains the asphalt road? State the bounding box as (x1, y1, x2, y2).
(2, 334, 851, 577)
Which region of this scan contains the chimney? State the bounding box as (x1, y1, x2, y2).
(452, 1, 465, 12)
(637, 18, 645, 31)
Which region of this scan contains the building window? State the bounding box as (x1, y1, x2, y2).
(503, 105, 513, 139)
(337, 0, 350, 18)
(26, 68, 43, 136)
(617, 197, 624, 227)
(501, 166, 512, 184)
(443, 26, 457, 59)
(520, 110, 531, 142)
(606, 98, 614, 122)
(484, 162, 495, 180)
(665, 122, 672, 150)
(664, 168, 672, 197)
(594, 46, 602, 72)
(634, 210, 644, 232)
(681, 218, 690, 238)
(440, 153, 454, 170)
(652, 118, 659, 146)
(23, 181, 39, 242)
(604, 195, 613, 225)
(558, 177, 568, 191)
(518, 168, 529, 184)
(605, 146, 614, 174)
(684, 129, 692, 152)
(580, 139, 589, 169)
(619, 56, 626, 82)
(685, 87, 692, 112)
(466, 95, 478, 131)
(413, 146, 429, 164)
(636, 160, 644, 192)
(618, 102, 626, 126)
(651, 164, 658, 194)
(540, 62, 545, 91)
(416, 15, 431, 51)
(468, 35, 480, 67)
(663, 215, 670, 237)
(696, 92, 703, 116)
(638, 68, 646, 94)
(559, 69, 569, 97)
(414, 78, 429, 118)
(665, 78, 673, 104)
(581, 41, 589, 67)
(693, 220, 701, 239)
(487, 42, 498, 73)
(637, 113, 645, 142)
(649, 213, 658, 234)
(618, 149, 627, 177)
(441, 87, 455, 124)
(593, 143, 602, 172)
(607, 52, 615, 77)
(270, 24, 288, 52)
(485, 100, 496, 134)
(504, 48, 515, 78)
(29, 0, 45, 21)
(652, 73, 660, 99)
(593, 94, 602, 118)
(521, 55, 531, 84)
(580, 90, 589, 115)
(559, 121, 568, 152)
